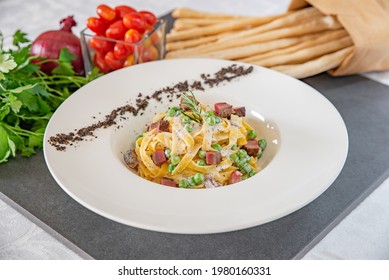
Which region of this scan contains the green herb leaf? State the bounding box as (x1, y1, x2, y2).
(10, 99, 22, 113)
(13, 91, 39, 112)
(0, 53, 17, 76)
(9, 84, 36, 93)
(12, 44, 31, 67)
(51, 48, 76, 75)
(12, 30, 29, 47)
(0, 125, 11, 163)
(7, 137, 16, 157)
(0, 105, 11, 121)
(21, 146, 36, 157)
(59, 48, 76, 63)
(28, 133, 43, 148)
(51, 63, 75, 76)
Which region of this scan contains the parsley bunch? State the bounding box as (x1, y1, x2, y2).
(0, 30, 100, 163)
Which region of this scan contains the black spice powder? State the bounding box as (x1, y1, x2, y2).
(48, 64, 254, 151)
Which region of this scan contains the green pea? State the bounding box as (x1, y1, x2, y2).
(179, 179, 189, 188)
(241, 163, 252, 175)
(242, 156, 251, 163)
(204, 111, 214, 118)
(215, 117, 221, 124)
(237, 149, 247, 159)
(242, 175, 248, 180)
(206, 117, 215, 126)
(136, 134, 143, 140)
(182, 115, 191, 124)
(168, 163, 176, 173)
(259, 139, 267, 150)
(231, 144, 238, 150)
(187, 177, 196, 186)
(236, 160, 246, 169)
(198, 150, 206, 159)
(247, 130, 257, 140)
(212, 143, 222, 151)
(193, 173, 205, 185)
(197, 159, 206, 166)
(230, 153, 239, 163)
(164, 149, 171, 159)
(185, 124, 193, 133)
(171, 155, 181, 165)
(249, 170, 256, 177)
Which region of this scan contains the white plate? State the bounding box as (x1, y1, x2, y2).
(44, 58, 348, 234)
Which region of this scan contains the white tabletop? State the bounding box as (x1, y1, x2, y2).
(0, 0, 388, 260)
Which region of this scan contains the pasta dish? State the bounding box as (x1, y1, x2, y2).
(124, 92, 267, 188)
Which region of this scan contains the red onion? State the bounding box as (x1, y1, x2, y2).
(30, 16, 84, 75)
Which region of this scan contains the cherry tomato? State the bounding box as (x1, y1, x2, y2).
(104, 51, 124, 70)
(97, 4, 116, 22)
(139, 11, 157, 25)
(123, 12, 147, 33)
(89, 37, 114, 53)
(150, 32, 160, 45)
(142, 37, 152, 48)
(114, 42, 130, 60)
(141, 45, 158, 62)
(144, 24, 160, 45)
(144, 24, 153, 34)
(105, 20, 126, 39)
(115, 5, 136, 18)
(86, 17, 107, 34)
(94, 51, 110, 73)
(124, 29, 142, 52)
(123, 55, 135, 67)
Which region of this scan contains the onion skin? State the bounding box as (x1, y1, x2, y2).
(30, 16, 84, 75)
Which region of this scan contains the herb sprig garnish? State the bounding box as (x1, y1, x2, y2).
(180, 91, 202, 123)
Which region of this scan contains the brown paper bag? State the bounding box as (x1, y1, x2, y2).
(289, 0, 389, 75)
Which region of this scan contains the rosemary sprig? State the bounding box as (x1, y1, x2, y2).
(181, 91, 202, 123)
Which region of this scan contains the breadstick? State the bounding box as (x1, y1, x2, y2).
(217, 7, 321, 43)
(167, 16, 342, 57)
(252, 36, 353, 67)
(167, 14, 284, 42)
(169, 31, 334, 60)
(173, 21, 198, 31)
(172, 7, 247, 19)
(183, 38, 306, 60)
(174, 18, 230, 27)
(167, 33, 236, 52)
(271, 47, 354, 79)
(241, 29, 348, 62)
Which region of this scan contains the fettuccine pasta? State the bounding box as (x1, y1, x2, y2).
(123, 92, 267, 188)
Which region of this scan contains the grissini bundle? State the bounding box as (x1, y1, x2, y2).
(166, 7, 355, 78)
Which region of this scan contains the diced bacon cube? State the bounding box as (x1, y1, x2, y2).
(148, 120, 169, 133)
(205, 151, 221, 165)
(228, 170, 242, 184)
(233, 107, 246, 117)
(243, 140, 260, 156)
(151, 150, 167, 166)
(214, 102, 233, 118)
(161, 177, 177, 187)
